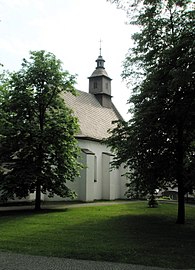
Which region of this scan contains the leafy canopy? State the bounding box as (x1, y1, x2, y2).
(0, 50, 82, 206)
(106, 0, 195, 221)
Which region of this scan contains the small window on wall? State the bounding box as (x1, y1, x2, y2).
(94, 156, 97, 182)
(94, 82, 97, 89)
(106, 83, 108, 89)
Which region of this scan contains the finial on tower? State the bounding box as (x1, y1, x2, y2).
(94, 39, 105, 69)
(99, 39, 102, 56)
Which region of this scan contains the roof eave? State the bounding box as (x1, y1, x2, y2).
(75, 135, 105, 142)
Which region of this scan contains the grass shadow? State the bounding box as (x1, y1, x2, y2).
(0, 203, 194, 269)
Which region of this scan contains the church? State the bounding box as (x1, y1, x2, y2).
(44, 51, 128, 202)
(15, 51, 128, 203)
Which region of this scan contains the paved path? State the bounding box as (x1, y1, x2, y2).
(0, 200, 138, 211)
(1, 251, 192, 270)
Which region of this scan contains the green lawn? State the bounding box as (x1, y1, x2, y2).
(0, 201, 195, 269)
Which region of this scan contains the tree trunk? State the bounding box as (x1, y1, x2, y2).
(177, 180, 185, 224)
(176, 123, 185, 224)
(35, 180, 41, 210)
(34, 105, 44, 211)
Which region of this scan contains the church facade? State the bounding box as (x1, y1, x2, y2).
(11, 52, 128, 203)
(44, 52, 128, 202)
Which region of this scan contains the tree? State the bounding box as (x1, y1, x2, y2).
(0, 50, 82, 210)
(106, 0, 195, 223)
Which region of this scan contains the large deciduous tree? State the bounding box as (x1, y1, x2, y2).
(106, 0, 195, 223)
(0, 50, 82, 210)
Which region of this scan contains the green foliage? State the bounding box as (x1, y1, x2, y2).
(0, 50, 82, 209)
(106, 1, 195, 223)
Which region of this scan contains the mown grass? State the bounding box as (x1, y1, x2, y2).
(0, 201, 195, 269)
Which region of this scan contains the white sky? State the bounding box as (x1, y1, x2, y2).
(0, 0, 133, 120)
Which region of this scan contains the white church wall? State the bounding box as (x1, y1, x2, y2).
(111, 168, 121, 199)
(77, 139, 106, 201)
(102, 153, 111, 200)
(43, 178, 80, 202)
(3, 191, 41, 203)
(78, 150, 94, 202)
(85, 153, 95, 201)
(74, 139, 128, 201)
(102, 153, 126, 200)
(3, 138, 128, 203)
(77, 151, 87, 201)
(119, 166, 128, 199)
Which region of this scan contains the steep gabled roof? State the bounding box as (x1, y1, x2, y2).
(62, 90, 122, 141)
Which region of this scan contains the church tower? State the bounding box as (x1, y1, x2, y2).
(88, 45, 112, 108)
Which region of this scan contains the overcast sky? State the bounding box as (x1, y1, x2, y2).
(0, 0, 133, 120)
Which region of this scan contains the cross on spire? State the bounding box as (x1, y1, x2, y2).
(95, 39, 105, 69)
(99, 39, 102, 56)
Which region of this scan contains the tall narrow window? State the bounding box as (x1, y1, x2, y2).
(94, 81, 97, 89)
(94, 156, 97, 182)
